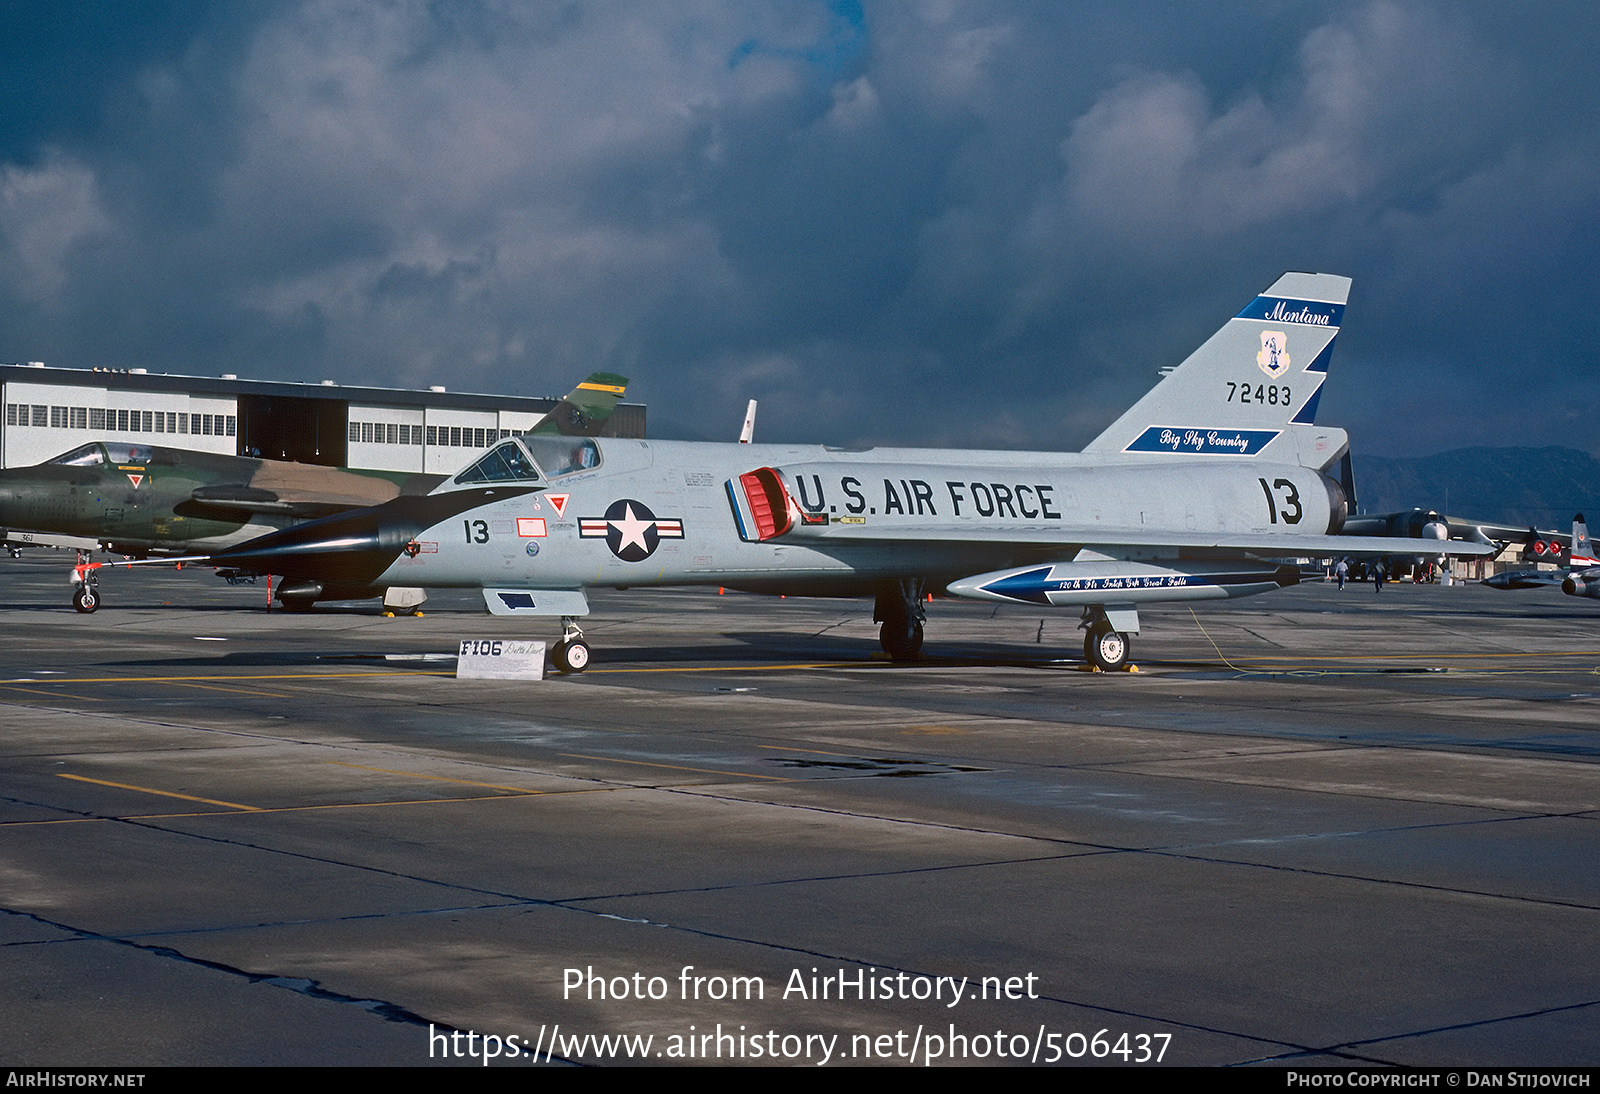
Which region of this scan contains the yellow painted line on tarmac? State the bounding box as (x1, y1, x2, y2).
(5, 787, 618, 827)
(2, 671, 455, 683)
(561, 752, 789, 781)
(324, 760, 545, 793)
(758, 744, 859, 756)
(235, 788, 616, 814)
(166, 680, 294, 698)
(0, 684, 104, 701)
(1230, 667, 1600, 679)
(1221, 650, 1600, 664)
(57, 773, 259, 811)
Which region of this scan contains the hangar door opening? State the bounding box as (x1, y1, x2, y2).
(236, 395, 348, 466)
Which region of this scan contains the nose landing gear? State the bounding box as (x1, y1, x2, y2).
(72, 553, 101, 613)
(551, 615, 591, 673)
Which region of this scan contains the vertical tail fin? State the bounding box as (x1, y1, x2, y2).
(1084, 272, 1351, 469)
(1572, 513, 1595, 568)
(528, 373, 629, 437)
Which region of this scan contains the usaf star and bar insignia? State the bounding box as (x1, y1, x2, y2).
(579, 499, 684, 562)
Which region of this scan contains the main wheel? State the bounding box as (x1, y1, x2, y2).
(1084, 624, 1129, 671)
(72, 585, 100, 614)
(279, 595, 315, 613)
(552, 639, 591, 674)
(879, 619, 924, 661)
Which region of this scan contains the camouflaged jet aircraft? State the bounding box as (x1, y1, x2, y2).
(1, 373, 628, 612)
(203, 273, 1493, 672)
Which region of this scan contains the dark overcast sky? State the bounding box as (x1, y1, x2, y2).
(1, 1, 1596, 456)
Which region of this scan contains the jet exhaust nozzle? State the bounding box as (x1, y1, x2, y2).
(1563, 575, 1600, 599)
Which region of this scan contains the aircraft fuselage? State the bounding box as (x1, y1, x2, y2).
(213, 438, 1346, 598)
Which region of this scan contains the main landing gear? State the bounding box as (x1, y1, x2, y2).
(551, 615, 591, 674)
(1080, 607, 1133, 671)
(875, 578, 927, 661)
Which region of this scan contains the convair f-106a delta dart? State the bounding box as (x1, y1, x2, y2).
(204, 272, 1491, 672)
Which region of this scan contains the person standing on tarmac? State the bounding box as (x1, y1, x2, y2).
(1335, 558, 1348, 591)
(1373, 562, 1385, 593)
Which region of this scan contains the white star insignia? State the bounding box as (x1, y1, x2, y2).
(610, 504, 653, 553)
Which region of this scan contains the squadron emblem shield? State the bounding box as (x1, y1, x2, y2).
(579, 500, 684, 562)
(1256, 330, 1290, 378)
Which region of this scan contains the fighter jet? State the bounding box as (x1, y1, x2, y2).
(1482, 514, 1600, 598)
(2, 372, 628, 611)
(203, 273, 1493, 671)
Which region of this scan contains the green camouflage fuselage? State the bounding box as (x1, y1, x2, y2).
(0, 442, 442, 555)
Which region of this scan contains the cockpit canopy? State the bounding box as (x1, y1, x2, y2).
(451, 436, 601, 486)
(49, 442, 158, 467)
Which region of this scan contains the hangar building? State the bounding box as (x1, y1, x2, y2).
(1, 363, 645, 474)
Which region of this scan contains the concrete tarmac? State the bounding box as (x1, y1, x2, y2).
(1, 555, 1596, 1066)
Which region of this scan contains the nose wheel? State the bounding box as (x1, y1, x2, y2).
(552, 639, 591, 673)
(551, 616, 590, 673)
(72, 556, 101, 613)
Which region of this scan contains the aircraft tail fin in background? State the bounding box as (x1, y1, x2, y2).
(528, 372, 629, 437)
(1083, 271, 1352, 471)
(1572, 513, 1595, 568)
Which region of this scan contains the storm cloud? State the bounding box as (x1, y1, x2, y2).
(1, 1, 1595, 454)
